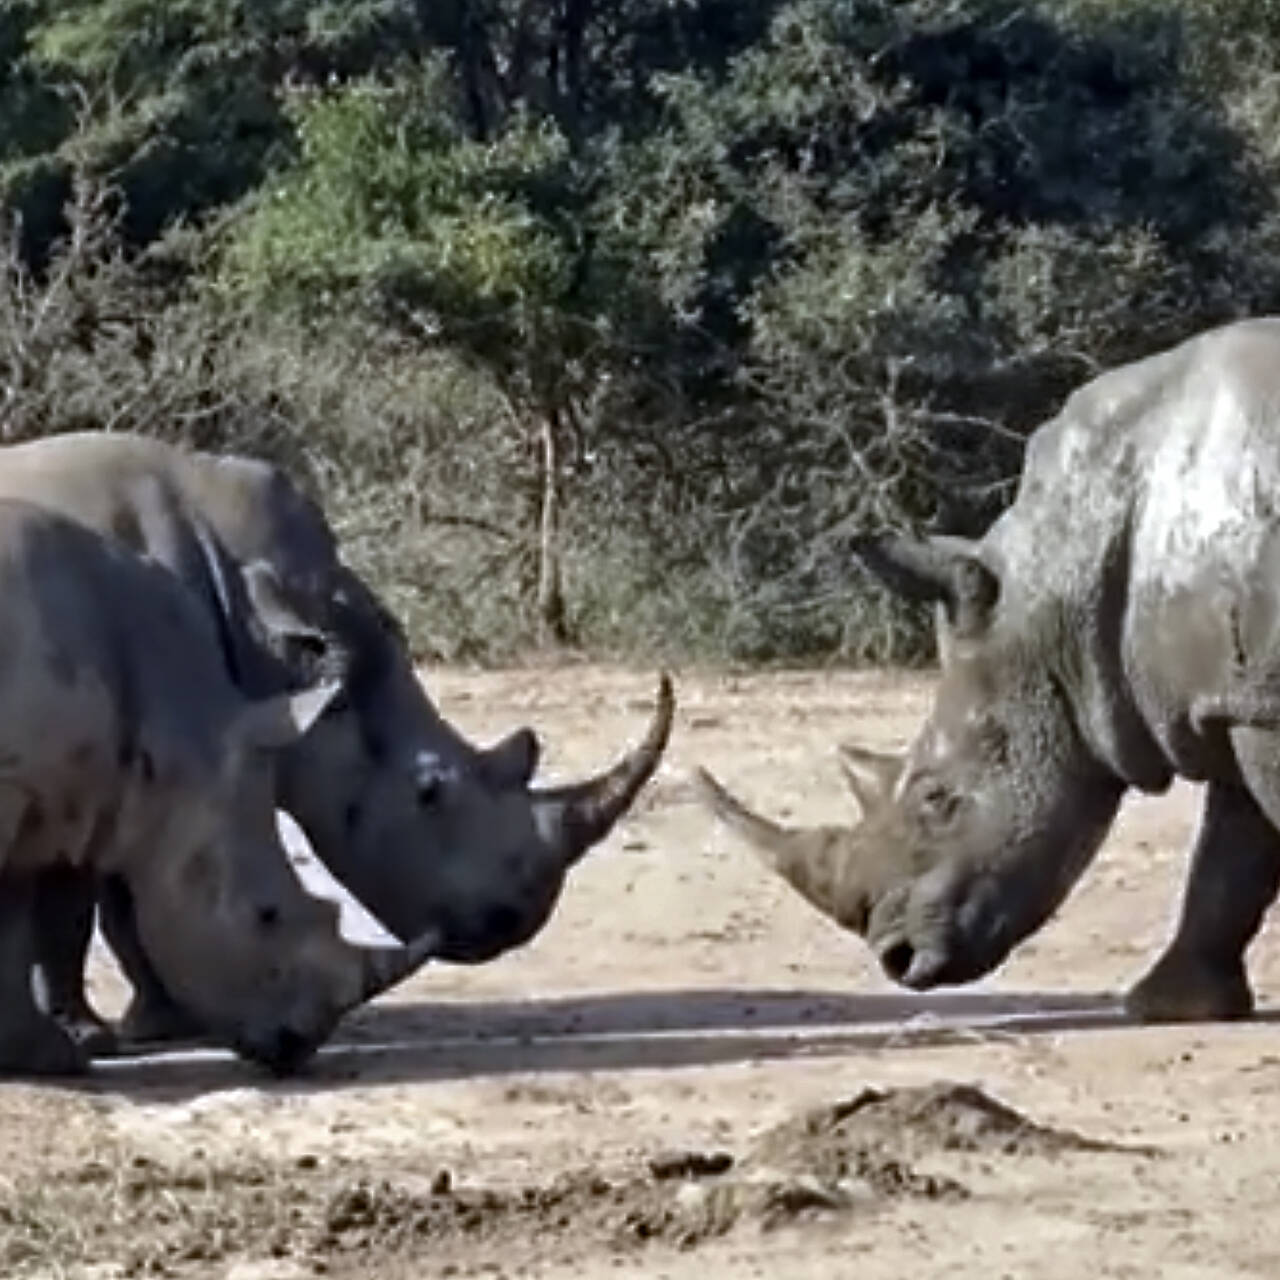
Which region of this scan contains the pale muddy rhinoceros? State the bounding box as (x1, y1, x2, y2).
(0, 431, 672, 1049)
(696, 316, 1280, 1023)
(0, 497, 439, 1075)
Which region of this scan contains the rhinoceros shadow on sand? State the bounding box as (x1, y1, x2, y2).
(68, 986, 1136, 1100)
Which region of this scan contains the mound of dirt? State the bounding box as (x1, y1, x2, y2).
(311, 1083, 1117, 1258)
(750, 1081, 1148, 1178)
(2, 1082, 1151, 1276)
(313, 1166, 754, 1258)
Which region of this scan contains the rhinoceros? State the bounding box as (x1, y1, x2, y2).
(696, 316, 1280, 1022)
(0, 497, 439, 1074)
(0, 431, 672, 1048)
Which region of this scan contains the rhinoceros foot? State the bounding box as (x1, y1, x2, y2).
(117, 991, 208, 1048)
(0, 1017, 88, 1076)
(1125, 951, 1254, 1023)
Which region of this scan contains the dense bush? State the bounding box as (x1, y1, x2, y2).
(5, 0, 1280, 662)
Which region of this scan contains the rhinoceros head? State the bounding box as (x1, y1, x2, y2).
(129, 678, 439, 1073)
(697, 534, 1124, 990)
(270, 570, 675, 962)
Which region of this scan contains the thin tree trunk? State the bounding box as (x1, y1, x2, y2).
(507, 0, 537, 103)
(562, 0, 588, 143)
(536, 409, 568, 645)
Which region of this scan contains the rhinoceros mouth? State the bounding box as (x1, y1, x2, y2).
(232, 1026, 320, 1076)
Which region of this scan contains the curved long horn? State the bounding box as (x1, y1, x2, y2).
(532, 673, 675, 864)
(692, 768, 868, 934)
(356, 927, 443, 1005)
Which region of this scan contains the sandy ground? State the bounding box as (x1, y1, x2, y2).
(7, 666, 1280, 1279)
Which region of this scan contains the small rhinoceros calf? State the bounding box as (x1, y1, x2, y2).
(0, 498, 437, 1075)
(697, 316, 1280, 1023)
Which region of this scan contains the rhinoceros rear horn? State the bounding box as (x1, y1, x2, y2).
(479, 726, 541, 787)
(533, 674, 675, 864)
(835, 743, 901, 815)
(356, 928, 443, 1005)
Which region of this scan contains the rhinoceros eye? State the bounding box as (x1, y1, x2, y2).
(975, 719, 1010, 764)
(915, 781, 962, 828)
(413, 757, 451, 807)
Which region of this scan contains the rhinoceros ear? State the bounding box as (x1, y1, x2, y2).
(242, 560, 351, 684)
(242, 560, 325, 645)
(853, 534, 999, 637)
(237, 679, 345, 751)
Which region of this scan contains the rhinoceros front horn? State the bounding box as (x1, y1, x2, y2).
(692, 767, 869, 933)
(355, 928, 443, 1005)
(532, 673, 675, 864)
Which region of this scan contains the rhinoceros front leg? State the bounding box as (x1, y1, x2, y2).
(1127, 777, 1280, 1022)
(98, 876, 205, 1045)
(0, 876, 89, 1075)
(30, 867, 116, 1056)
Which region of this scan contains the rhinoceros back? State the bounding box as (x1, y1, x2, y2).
(980, 318, 1280, 780)
(0, 497, 237, 760)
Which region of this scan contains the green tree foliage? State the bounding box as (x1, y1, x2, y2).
(574, 0, 1280, 655)
(3, 0, 437, 256)
(5, 0, 1280, 661)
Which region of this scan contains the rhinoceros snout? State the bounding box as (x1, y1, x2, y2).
(234, 1025, 322, 1076)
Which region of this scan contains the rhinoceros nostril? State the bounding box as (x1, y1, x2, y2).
(879, 940, 915, 982)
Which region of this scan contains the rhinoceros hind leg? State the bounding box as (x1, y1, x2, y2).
(1127, 777, 1279, 1023)
(99, 876, 205, 1046)
(0, 878, 88, 1075)
(0, 1010, 89, 1075)
(31, 867, 116, 1056)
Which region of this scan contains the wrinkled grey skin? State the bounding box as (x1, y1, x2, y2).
(0, 499, 438, 1076)
(697, 317, 1280, 1022)
(0, 432, 673, 1050)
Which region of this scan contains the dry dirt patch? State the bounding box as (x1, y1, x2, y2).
(3, 666, 1280, 1280)
(0, 1083, 1147, 1278)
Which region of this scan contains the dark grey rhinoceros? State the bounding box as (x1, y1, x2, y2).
(0, 498, 438, 1075)
(696, 316, 1280, 1022)
(0, 432, 672, 1048)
